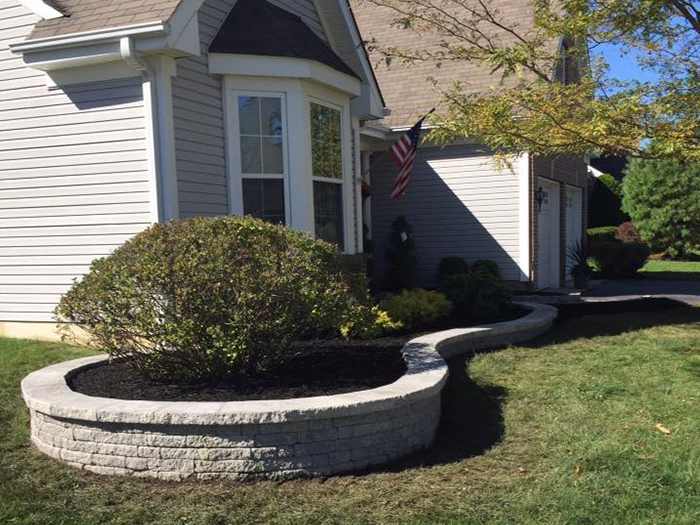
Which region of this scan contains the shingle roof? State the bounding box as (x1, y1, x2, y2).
(349, 0, 541, 128)
(210, 0, 359, 78)
(28, 0, 182, 40)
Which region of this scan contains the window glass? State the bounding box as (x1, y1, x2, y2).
(310, 103, 342, 180)
(313, 181, 343, 248)
(238, 95, 283, 175)
(243, 179, 285, 224)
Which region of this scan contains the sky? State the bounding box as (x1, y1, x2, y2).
(595, 43, 660, 84)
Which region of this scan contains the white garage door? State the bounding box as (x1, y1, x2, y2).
(565, 186, 583, 284)
(537, 178, 561, 289)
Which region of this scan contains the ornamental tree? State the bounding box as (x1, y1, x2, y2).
(621, 157, 700, 257)
(360, 0, 700, 161)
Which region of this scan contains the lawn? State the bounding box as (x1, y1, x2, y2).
(2, 305, 700, 525)
(640, 260, 700, 281)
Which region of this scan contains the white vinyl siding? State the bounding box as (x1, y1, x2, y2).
(371, 145, 522, 285)
(173, 0, 329, 217)
(0, 0, 151, 322)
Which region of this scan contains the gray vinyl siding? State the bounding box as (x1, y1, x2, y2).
(173, 0, 328, 217)
(371, 144, 521, 286)
(0, 0, 151, 323)
(268, 0, 327, 41)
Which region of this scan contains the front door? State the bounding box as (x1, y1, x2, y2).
(537, 178, 561, 289)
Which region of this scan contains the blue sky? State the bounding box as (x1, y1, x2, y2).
(594, 43, 660, 84)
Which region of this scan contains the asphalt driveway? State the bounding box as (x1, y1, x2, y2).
(585, 279, 700, 306)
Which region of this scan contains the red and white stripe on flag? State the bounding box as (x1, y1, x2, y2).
(389, 117, 424, 199)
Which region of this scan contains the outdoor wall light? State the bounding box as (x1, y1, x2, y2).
(536, 186, 549, 212)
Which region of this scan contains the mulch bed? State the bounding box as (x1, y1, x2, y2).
(69, 304, 530, 403)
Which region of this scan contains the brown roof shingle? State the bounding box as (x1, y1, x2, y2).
(28, 0, 182, 40)
(350, 0, 542, 128)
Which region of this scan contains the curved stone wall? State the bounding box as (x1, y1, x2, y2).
(22, 302, 556, 480)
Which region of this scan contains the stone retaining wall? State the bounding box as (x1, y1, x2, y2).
(22, 302, 556, 480)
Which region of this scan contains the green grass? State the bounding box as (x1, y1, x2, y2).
(2, 307, 700, 525)
(640, 259, 700, 280)
(640, 260, 700, 281)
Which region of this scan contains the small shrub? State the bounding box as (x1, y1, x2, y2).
(385, 215, 417, 291)
(590, 241, 650, 277)
(56, 216, 369, 383)
(340, 305, 403, 340)
(440, 272, 511, 316)
(587, 226, 618, 244)
(615, 221, 642, 243)
(379, 289, 452, 329)
(470, 260, 501, 279)
(437, 257, 469, 283)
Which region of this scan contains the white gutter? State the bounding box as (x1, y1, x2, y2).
(119, 36, 150, 73)
(9, 21, 170, 54)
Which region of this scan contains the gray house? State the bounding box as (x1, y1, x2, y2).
(351, 0, 589, 290)
(1, 0, 585, 341)
(0, 0, 384, 340)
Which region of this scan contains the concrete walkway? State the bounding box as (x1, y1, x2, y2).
(584, 279, 700, 306)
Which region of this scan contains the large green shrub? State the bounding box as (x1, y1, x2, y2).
(379, 289, 452, 329)
(622, 158, 700, 258)
(56, 216, 368, 382)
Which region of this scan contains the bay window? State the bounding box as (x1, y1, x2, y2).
(310, 102, 344, 249)
(236, 93, 287, 224)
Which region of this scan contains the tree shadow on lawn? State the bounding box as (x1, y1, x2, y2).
(361, 298, 699, 476)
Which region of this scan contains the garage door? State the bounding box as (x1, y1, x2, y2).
(537, 178, 561, 289)
(565, 186, 583, 284)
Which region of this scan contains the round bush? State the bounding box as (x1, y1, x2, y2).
(615, 221, 642, 243)
(590, 240, 650, 277)
(379, 289, 452, 329)
(470, 260, 501, 279)
(439, 272, 511, 315)
(437, 257, 469, 283)
(587, 226, 618, 243)
(56, 216, 363, 383)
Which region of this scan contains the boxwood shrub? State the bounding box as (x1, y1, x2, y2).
(56, 216, 369, 383)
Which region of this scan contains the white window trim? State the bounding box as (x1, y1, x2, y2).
(308, 96, 355, 251)
(226, 90, 291, 225)
(222, 76, 359, 254)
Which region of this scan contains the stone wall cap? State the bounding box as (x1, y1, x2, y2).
(22, 302, 556, 425)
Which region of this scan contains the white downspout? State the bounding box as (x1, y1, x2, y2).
(120, 37, 179, 223)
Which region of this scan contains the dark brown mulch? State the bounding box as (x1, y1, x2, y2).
(69, 304, 531, 403)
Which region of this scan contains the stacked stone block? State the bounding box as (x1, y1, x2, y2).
(29, 396, 440, 481)
(23, 302, 557, 480)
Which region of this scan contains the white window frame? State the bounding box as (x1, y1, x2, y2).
(227, 89, 291, 225)
(309, 97, 346, 247)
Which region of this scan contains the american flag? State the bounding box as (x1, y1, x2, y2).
(389, 117, 425, 199)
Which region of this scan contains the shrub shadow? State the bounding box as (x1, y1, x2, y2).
(358, 298, 699, 476)
(365, 350, 506, 475)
